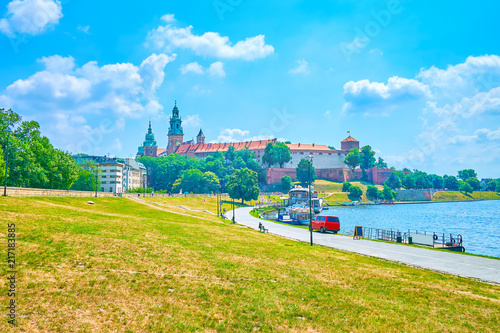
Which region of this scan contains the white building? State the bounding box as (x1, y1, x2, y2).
(123, 158, 147, 191)
(98, 161, 125, 194)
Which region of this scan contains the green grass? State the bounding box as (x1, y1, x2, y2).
(1, 197, 499, 332)
(433, 191, 500, 201)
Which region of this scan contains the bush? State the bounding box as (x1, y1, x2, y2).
(342, 182, 352, 192)
(281, 176, 292, 192)
(348, 185, 363, 200)
(366, 185, 379, 201)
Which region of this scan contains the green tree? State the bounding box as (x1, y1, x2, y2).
(232, 157, 246, 169)
(0, 150, 4, 185)
(262, 142, 276, 167)
(460, 182, 473, 195)
(443, 175, 460, 191)
(384, 171, 402, 189)
(342, 181, 352, 192)
(227, 168, 260, 204)
(224, 145, 236, 163)
(360, 145, 376, 170)
(273, 142, 291, 168)
(430, 174, 444, 189)
(366, 185, 379, 201)
(177, 169, 204, 193)
(281, 176, 292, 192)
(466, 177, 481, 191)
(486, 180, 497, 192)
(348, 185, 363, 200)
(201, 171, 220, 193)
(343, 148, 360, 171)
(375, 157, 388, 169)
(496, 181, 500, 193)
(70, 166, 101, 191)
(382, 185, 396, 201)
(458, 169, 477, 181)
(296, 158, 315, 186)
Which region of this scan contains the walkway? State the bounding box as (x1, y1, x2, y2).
(227, 207, 500, 285)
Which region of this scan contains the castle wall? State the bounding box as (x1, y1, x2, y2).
(267, 167, 393, 185)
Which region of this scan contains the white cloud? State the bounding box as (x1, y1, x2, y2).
(180, 61, 204, 75)
(0, 0, 62, 37)
(289, 59, 310, 75)
(111, 138, 122, 151)
(0, 53, 175, 154)
(343, 76, 431, 114)
(324, 110, 331, 117)
(77, 25, 90, 34)
(183, 114, 201, 128)
(208, 61, 225, 78)
(161, 14, 175, 23)
(147, 22, 274, 61)
(369, 48, 383, 56)
(211, 128, 276, 143)
(191, 84, 211, 95)
(375, 55, 500, 174)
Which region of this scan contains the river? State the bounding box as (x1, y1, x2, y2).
(322, 200, 500, 258)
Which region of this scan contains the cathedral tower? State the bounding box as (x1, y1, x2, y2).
(167, 101, 184, 154)
(137, 120, 158, 158)
(196, 129, 205, 145)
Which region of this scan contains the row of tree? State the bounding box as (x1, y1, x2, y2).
(1, 108, 96, 190)
(342, 181, 397, 201)
(343, 146, 388, 171)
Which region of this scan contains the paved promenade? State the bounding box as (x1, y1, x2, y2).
(227, 207, 500, 284)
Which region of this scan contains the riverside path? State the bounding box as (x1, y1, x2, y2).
(227, 207, 500, 285)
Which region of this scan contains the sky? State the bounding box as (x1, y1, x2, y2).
(0, 0, 499, 178)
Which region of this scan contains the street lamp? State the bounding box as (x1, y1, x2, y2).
(232, 198, 235, 224)
(305, 155, 313, 246)
(3, 125, 13, 197)
(95, 163, 99, 198)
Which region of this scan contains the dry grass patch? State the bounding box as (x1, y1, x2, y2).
(0, 197, 498, 332)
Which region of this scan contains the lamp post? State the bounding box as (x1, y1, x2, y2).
(95, 163, 99, 198)
(217, 190, 220, 217)
(232, 198, 235, 224)
(3, 126, 13, 197)
(305, 155, 313, 246)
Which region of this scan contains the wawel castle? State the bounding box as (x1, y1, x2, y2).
(136, 103, 393, 185)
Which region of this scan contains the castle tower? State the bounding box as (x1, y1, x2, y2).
(196, 129, 205, 145)
(167, 101, 184, 154)
(341, 134, 359, 151)
(137, 120, 158, 158)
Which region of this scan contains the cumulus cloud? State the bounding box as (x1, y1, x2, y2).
(180, 61, 225, 78)
(180, 62, 204, 75)
(146, 22, 274, 61)
(161, 14, 175, 23)
(77, 25, 90, 34)
(183, 114, 201, 128)
(208, 61, 225, 78)
(378, 55, 500, 174)
(289, 59, 310, 75)
(212, 128, 275, 143)
(0, 0, 62, 37)
(343, 76, 431, 114)
(0, 53, 175, 154)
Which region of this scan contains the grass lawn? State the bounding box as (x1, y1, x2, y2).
(1, 197, 499, 332)
(433, 191, 500, 201)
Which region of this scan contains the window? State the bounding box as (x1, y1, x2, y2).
(327, 216, 340, 222)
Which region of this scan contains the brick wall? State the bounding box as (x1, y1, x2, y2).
(267, 167, 392, 185)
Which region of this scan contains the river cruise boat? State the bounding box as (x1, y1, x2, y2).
(282, 187, 323, 213)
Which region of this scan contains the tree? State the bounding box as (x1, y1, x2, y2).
(343, 148, 360, 171)
(466, 177, 481, 191)
(375, 157, 388, 169)
(273, 142, 292, 168)
(430, 174, 444, 189)
(70, 166, 100, 191)
(342, 181, 352, 192)
(486, 180, 497, 192)
(382, 185, 396, 201)
(224, 145, 236, 163)
(177, 169, 204, 193)
(281, 176, 292, 192)
(348, 185, 363, 200)
(296, 158, 316, 186)
(444, 175, 460, 191)
(201, 171, 220, 193)
(360, 145, 376, 170)
(496, 181, 500, 193)
(460, 182, 473, 195)
(232, 157, 246, 169)
(366, 185, 379, 201)
(458, 169, 477, 181)
(262, 142, 275, 167)
(227, 168, 260, 204)
(384, 171, 402, 189)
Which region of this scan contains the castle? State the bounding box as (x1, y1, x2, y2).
(136, 102, 393, 185)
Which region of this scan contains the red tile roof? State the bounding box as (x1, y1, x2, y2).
(286, 143, 333, 153)
(341, 135, 359, 143)
(175, 139, 277, 154)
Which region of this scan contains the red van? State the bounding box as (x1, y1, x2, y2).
(312, 215, 340, 233)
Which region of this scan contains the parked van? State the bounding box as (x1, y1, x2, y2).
(312, 215, 340, 233)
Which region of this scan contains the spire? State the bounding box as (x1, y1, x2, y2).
(197, 128, 205, 137)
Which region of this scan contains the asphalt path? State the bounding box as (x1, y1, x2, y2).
(227, 207, 500, 285)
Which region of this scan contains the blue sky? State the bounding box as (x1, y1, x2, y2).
(1, 0, 500, 178)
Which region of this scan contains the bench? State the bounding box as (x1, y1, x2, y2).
(259, 224, 269, 233)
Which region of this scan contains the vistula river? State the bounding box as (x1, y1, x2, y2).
(322, 200, 500, 258)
